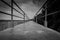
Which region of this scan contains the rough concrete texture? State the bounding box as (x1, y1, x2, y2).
(0, 21, 60, 40)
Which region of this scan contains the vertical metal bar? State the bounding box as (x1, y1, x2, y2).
(11, 0, 14, 28)
(10, 1, 15, 40)
(44, 3, 47, 27)
(23, 11, 26, 31)
(36, 16, 37, 23)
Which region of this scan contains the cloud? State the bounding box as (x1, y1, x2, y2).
(0, 0, 46, 20)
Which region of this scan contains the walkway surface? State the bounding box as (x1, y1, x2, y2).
(0, 21, 60, 40)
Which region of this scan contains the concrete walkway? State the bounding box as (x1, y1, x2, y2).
(0, 21, 60, 40)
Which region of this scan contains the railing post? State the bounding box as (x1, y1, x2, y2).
(11, 0, 14, 28)
(44, 3, 47, 27)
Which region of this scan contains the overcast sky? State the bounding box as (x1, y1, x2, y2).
(0, 0, 46, 20)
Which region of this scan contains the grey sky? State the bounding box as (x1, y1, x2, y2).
(0, 0, 46, 20)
